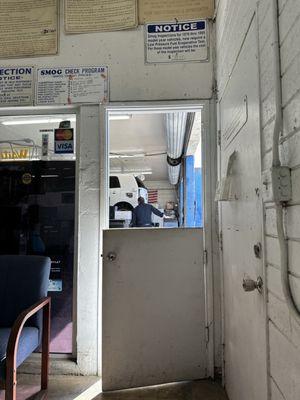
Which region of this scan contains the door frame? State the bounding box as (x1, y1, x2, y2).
(99, 100, 218, 379)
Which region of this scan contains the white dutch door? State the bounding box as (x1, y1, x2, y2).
(219, 18, 268, 400)
(102, 228, 207, 391)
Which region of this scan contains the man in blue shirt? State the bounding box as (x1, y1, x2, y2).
(131, 196, 164, 227)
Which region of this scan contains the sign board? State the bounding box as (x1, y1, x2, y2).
(36, 66, 108, 105)
(65, 0, 137, 32)
(138, 0, 214, 24)
(54, 128, 74, 154)
(0, 67, 34, 106)
(145, 20, 208, 63)
(0, 0, 58, 58)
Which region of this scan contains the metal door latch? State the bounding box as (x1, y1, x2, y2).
(106, 252, 117, 262)
(242, 276, 263, 293)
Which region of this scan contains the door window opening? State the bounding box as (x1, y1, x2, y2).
(106, 108, 203, 230)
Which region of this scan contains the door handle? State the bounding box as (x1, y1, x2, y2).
(242, 276, 263, 293)
(107, 252, 117, 262)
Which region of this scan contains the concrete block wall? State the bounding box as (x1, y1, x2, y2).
(216, 0, 300, 399)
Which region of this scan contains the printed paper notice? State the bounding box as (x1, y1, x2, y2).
(145, 20, 208, 63)
(65, 0, 137, 33)
(0, 0, 58, 58)
(0, 66, 34, 106)
(139, 0, 214, 24)
(36, 66, 109, 105)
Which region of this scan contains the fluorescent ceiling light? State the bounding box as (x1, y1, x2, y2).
(110, 153, 145, 158)
(110, 170, 152, 175)
(109, 115, 131, 121)
(1, 117, 76, 125)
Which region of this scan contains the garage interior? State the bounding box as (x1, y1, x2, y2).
(1, 1, 300, 400)
(109, 111, 203, 228)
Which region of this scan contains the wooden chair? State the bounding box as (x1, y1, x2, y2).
(0, 255, 51, 400)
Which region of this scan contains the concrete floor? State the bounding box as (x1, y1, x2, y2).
(0, 375, 228, 400)
(95, 380, 228, 400)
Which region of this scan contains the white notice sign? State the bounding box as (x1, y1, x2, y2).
(0, 66, 34, 106)
(145, 20, 208, 63)
(36, 66, 108, 105)
(65, 0, 137, 33)
(0, 0, 58, 58)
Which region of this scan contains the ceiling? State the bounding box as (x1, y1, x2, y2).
(0, 112, 169, 182)
(109, 113, 168, 182)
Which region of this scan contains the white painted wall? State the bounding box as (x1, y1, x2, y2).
(146, 180, 177, 208)
(109, 114, 168, 181)
(0, 4, 213, 375)
(0, 2, 213, 102)
(216, 0, 300, 399)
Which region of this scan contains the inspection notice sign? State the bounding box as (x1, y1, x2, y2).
(145, 20, 208, 63)
(0, 66, 34, 106)
(36, 66, 108, 105)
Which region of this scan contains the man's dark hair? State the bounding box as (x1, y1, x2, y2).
(138, 196, 145, 204)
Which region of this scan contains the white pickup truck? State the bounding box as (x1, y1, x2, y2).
(109, 174, 148, 211)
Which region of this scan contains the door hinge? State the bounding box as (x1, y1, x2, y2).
(219, 231, 223, 252)
(217, 130, 221, 146)
(205, 326, 210, 344)
(203, 249, 208, 265)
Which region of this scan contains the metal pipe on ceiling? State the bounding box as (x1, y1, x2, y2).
(164, 112, 188, 185)
(167, 164, 181, 186)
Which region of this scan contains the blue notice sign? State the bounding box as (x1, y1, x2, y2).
(145, 20, 208, 63)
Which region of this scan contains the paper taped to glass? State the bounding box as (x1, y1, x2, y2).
(0, 0, 58, 58)
(138, 0, 214, 24)
(65, 0, 137, 33)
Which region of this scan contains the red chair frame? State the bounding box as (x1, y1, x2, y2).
(0, 297, 51, 400)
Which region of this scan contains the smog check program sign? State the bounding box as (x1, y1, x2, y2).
(145, 20, 208, 63)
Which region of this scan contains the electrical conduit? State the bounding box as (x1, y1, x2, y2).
(272, 0, 300, 325)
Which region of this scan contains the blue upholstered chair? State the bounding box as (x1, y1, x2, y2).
(0, 255, 51, 400)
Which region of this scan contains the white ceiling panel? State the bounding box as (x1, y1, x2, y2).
(109, 113, 168, 182)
